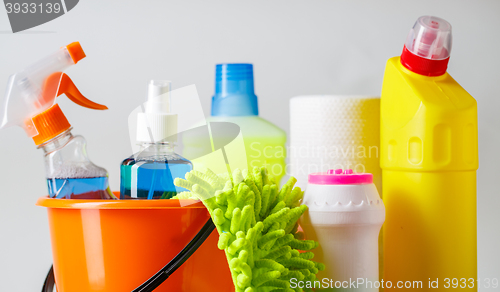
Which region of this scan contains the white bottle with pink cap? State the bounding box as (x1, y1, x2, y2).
(299, 169, 385, 291)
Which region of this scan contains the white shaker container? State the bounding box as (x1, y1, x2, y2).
(300, 169, 385, 291)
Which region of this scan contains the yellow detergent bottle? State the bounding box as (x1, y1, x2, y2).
(381, 16, 478, 290)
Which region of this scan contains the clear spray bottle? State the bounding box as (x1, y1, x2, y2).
(120, 80, 192, 199)
(0, 42, 115, 199)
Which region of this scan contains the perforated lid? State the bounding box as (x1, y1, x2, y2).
(136, 80, 178, 143)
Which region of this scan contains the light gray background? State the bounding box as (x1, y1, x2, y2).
(0, 1, 498, 291)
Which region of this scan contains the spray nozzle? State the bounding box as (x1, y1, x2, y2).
(145, 80, 172, 114)
(0, 42, 107, 143)
(137, 80, 177, 143)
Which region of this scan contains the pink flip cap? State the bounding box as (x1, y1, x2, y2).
(308, 169, 373, 185)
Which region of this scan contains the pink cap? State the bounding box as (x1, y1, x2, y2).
(308, 169, 373, 185)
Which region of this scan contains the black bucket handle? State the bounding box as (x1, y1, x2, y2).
(42, 218, 216, 292)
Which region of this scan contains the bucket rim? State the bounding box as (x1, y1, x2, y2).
(36, 196, 204, 209)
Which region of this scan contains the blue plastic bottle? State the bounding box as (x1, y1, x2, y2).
(120, 80, 193, 199)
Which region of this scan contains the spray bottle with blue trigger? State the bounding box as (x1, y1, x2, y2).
(0, 42, 115, 199)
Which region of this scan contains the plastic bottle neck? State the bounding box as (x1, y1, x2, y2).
(39, 129, 73, 155)
(139, 142, 175, 154)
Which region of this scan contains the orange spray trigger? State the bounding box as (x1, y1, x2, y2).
(57, 73, 108, 110)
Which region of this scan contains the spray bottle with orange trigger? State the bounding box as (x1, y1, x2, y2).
(0, 42, 115, 199)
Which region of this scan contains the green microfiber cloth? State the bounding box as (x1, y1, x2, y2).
(173, 166, 324, 292)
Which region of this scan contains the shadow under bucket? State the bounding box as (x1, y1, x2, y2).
(37, 196, 234, 292)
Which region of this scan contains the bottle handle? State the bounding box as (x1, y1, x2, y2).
(41, 266, 55, 292)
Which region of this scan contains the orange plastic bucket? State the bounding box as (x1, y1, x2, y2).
(37, 195, 233, 292)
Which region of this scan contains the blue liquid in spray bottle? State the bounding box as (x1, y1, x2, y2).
(120, 145, 192, 199)
(41, 129, 113, 199)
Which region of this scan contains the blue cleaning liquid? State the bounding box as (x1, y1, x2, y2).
(120, 157, 192, 199)
(47, 177, 110, 199)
